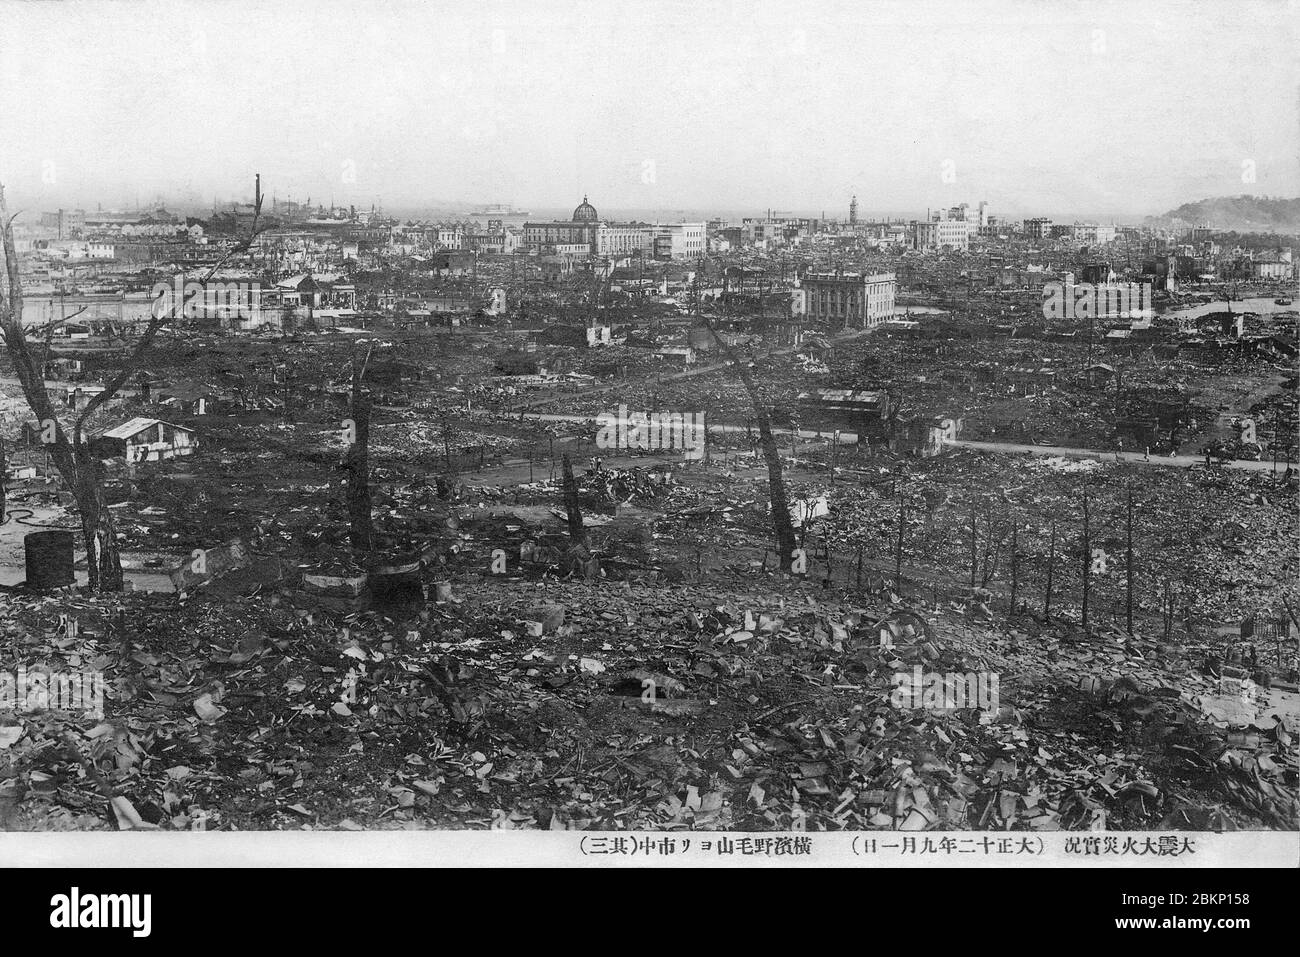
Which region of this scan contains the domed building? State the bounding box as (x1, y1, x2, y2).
(523, 195, 604, 252)
(524, 195, 703, 260)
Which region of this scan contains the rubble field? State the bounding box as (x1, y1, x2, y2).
(1, 519, 1294, 831)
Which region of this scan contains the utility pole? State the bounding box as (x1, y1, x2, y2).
(1009, 520, 1019, 618)
(1274, 404, 1283, 474)
(1125, 486, 1134, 635)
(1045, 521, 1056, 622)
(969, 499, 977, 590)
(1082, 489, 1091, 632)
(894, 488, 905, 592)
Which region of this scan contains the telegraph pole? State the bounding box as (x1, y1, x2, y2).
(1274, 405, 1283, 474)
(1044, 521, 1056, 622)
(1081, 489, 1091, 632)
(969, 499, 977, 590)
(1009, 520, 1019, 618)
(1126, 486, 1135, 635)
(894, 488, 905, 592)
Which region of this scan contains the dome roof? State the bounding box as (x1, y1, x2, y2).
(572, 196, 598, 222)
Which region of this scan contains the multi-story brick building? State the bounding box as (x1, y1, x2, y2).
(1023, 217, 1053, 240)
(797, 271, 897, 328)
(911, 218, 970, 251)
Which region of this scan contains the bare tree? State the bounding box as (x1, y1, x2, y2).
(0, 176, 265, 590)
(975, 502, 1011, 588)
(699, 315, 797, 572)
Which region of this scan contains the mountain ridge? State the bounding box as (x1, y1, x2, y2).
(1146, 195, 1300, 232)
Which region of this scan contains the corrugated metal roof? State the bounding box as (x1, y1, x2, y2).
(101, 417, 193, 439)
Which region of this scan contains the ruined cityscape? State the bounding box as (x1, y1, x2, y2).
(0, 2, 1296, 851)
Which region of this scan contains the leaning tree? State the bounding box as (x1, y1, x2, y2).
(699, 312, 797, 572)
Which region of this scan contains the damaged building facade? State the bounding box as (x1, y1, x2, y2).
(795, 271, 897, 329)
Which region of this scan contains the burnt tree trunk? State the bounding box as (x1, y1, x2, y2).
(754, 408, 797, 571)
(345, 387, 373, 552)
(68, 441, 122, 592)
(561, 452, 585, 547)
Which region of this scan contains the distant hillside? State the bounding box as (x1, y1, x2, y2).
(1147, 195, 1300, 232)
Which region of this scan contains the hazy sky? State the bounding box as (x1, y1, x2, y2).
(1, 0, 1297, 219)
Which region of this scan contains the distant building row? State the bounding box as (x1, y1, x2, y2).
(524, 198, 705, 260)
